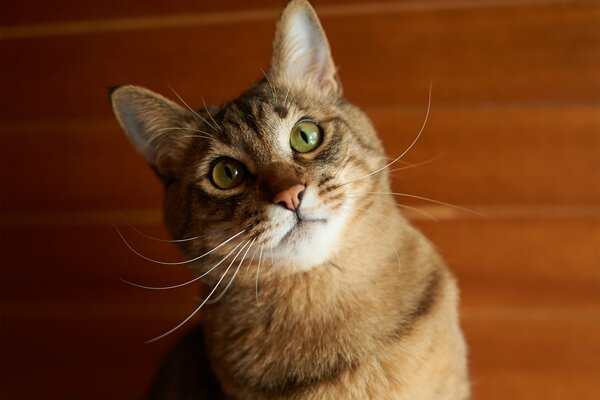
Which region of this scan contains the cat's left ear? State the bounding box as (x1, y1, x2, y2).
(270, 0, 341, 97)
(110, 85, 194, 180)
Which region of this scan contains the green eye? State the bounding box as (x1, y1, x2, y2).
(211, 158, 246, 189)
(290, 121, 322, 153)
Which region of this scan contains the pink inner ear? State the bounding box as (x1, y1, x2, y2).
(270, 1, 339, 96)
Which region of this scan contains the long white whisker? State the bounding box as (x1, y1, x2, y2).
(167, 85, 218, 134)
(202, 97, 223, 132)
(394, 203, 438, 221)
(283, 85, 291, 105)
(145, 240, 250, 344)
(180, 134, 214, 140)
(348, 151, 447, 187)
(387, 151, 447, 174)
(349, 192, 488, 218)
(115, 210, 202, 243)
(255, 247, 264, 305)
(243, 240, 261, 280)
(114, 227, 246, 265)
(156, 128, 214, 141)
(339, 81, 432, 187)
(120, 241, 246, 290)
(155, 127, 213, 136)
(261, 68, 278, 103)
(353, 203, 437, 222)
(208, 237, 256, 304)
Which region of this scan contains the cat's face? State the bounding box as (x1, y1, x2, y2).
(111, 0, 388, 275)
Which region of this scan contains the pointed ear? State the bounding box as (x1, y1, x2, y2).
(270, 0, 341, 97)
(110, 85, 194, 179)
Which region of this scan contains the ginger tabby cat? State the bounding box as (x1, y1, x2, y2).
(111, 1, 470, 398)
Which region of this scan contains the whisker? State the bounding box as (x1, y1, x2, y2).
(114, 227, 246, 265)
(346, 152, 447, 189)
(120, 240, 246, 290)
(208, 237, 257, 304)
(167, 85, 218, 134)
(338, 81, 433, 188)
(180, 134, 214, 140)
(115, 209, 202, 243)
(349, 192, 488, 218)
(261, 68, 278, 103)
(243, 240, 261, 280)
(283, 85, 291, 105)
(256, 247, 264, 305)
(394, 203, 438, 221)
(157, 129, 215, 141)
(202, 96, 223, 132)
(155, 126, 213, 136)
(387, 151, 447, 175)
(352, 202, 436, 222)
(145, 240, 250, 344)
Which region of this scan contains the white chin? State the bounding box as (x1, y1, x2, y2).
(271, 216, 345, 272)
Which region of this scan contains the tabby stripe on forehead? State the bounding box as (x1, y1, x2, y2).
(332, 116, 378, 153)
(273, 104, 288, 119)
(221, 115, 243, 139)
(233, 97, 262, 136)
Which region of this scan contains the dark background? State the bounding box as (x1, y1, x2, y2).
(1, 0, 599, 398)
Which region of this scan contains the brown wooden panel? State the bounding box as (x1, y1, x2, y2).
(415, 218, 600, 309)
(0, 0, 293, 26)
(1, 2, 598, 121)
(0, 119, 163, 212)
(464, 318, 600, 400)
(0, 0, 427, 27)
(2, 105, 598, 212)
(0, 225, 195, 296)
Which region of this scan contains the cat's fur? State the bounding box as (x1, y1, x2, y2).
(111, 1, 470, 398)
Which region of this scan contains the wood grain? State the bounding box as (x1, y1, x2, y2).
(1, 2, 598, 120)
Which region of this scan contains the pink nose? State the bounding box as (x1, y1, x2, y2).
(273, 184, 305, 211)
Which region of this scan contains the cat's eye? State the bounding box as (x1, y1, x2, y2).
(211, 158, 246, 189)
(290, 120, 322, 153)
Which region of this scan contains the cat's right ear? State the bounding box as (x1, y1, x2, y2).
(110, 85, 193, 179)
(270, 0, 341, 98)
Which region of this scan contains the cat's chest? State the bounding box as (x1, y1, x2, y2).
(203, 289, 385, 396)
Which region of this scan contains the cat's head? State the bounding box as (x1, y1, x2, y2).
(111, 0, 390, 276)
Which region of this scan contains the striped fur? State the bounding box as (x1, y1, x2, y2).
(111, 1, 469, 398)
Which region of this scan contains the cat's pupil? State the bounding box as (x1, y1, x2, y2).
(300, 130, 309, 144)
(225, 166, 233, 180)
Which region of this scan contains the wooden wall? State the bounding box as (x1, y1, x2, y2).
(1, 0, 599, 398)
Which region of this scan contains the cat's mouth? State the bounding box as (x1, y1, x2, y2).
(279, 217, 327, 245)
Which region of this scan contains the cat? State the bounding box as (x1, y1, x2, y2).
(110, 0, 470, 398)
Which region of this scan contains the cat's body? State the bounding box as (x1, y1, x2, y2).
(150, 210, 468, 400)
(111, 1, 469, 398)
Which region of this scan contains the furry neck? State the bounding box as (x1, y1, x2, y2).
(202, 198, 438, 396)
